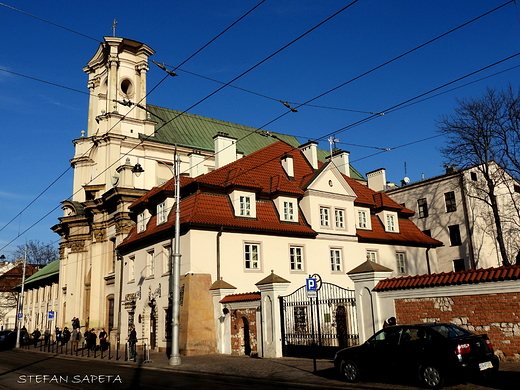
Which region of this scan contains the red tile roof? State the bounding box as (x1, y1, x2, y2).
(373, 265, 520, 291)
(357, 217, 442, 247)
(220, 292, 261, 303)
(121, 140, 439, 250)
(0, 264, 39, 292)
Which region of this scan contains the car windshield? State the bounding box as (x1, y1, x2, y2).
(430, 324, 472, 339)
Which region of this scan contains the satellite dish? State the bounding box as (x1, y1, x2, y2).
(403, 177, 410, 184)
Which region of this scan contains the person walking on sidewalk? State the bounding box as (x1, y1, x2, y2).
(99, 328, 107, 351)
(71, 317, 81, 351)
(128, 325, 137, 361)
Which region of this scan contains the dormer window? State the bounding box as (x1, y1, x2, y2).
(231, 190, 256, 218)
(284, 201, 294, 221)
(137, 211, 146, 233)
(357, 210, 368, 229)
(383, 211, 399, 233)
(157, 201, 167, 225)
(240, 196, 251, 216)
(386, 214, 396, 232)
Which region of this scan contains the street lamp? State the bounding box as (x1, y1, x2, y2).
(16, 248, 27, 348)
(131, 153, 182, 365)
(1, 248, 28, 348)
(170, 151, 182, 366)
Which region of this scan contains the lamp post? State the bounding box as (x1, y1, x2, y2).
(169, 151, 182, 366)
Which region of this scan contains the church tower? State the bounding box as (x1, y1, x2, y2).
(71, 37, 156, 203)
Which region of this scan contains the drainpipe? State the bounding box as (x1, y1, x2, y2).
(425, 246, 431, 275)
(459, 172, 476, 269)
(216, 227, 223, 281)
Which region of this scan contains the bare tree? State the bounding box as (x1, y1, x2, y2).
(10, 240, 58, 266)
(437, 86, 520, 266)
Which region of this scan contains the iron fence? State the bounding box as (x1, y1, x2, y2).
(280, 282, 359, 358)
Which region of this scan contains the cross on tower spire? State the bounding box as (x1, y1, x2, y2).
(112, 19, 118, 37)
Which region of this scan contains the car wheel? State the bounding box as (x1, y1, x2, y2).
(339, 360, 360, 382)
(480, 365, 499, 382)
(420, 365, 444, 389)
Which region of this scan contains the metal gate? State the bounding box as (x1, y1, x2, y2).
(279, 282, 359, 358)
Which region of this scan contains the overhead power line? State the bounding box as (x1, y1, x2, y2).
(0, 2, 100, 42)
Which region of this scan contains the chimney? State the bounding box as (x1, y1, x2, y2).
(213, 132, 237, 169)
(327, 150, 350, 177)
(189, 150, 205, 177)
(281, 154, 294, 179)
(299, 141, 318, 170)
(367, 168, 387, 192)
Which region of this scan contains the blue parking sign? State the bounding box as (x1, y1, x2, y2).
(306, 278, 317, 292)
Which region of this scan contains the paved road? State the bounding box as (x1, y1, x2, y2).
(0, 349, 518, 390)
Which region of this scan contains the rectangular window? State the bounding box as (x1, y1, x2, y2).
(129, 256, 135, 281)
(417, 198, 428, 218)
(290, 246, 304, 271)
(396, 252, 406, 274)
(453, 259, 466, 272)
(357, 210, 368, 228)
(283, 201, 294, 221)
(445, 191, 457, 212)
(137, 212, 146, 233)
(448, 225, 462, 246)
(147, 250, 155, 277)
(244, 243, 260, 269)
(240, 196, 251, 216)
(110, 238, 116, 273)
(157, 201, 167, 224)
(108, 298, 114, 330)
(366, 250, 377, 263)
(470, 172, 478, 181)
(330, 249, 342, 271)
(163, 245, 172, 274)
(320, 207, 330, 227)
(335, 209, 345, 228)
(386, 214, 396, 232)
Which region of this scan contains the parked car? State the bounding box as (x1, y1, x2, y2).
(0, 330, 17, 349)
(334, 323, 499, 388)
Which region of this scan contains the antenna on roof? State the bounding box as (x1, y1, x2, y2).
(328, 136, 339, 159)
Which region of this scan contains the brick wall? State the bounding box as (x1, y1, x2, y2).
(395, 292, 520, 356)
(230, 308, 258, 356)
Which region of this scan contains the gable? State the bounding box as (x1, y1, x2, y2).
(304, 162, 357, 199)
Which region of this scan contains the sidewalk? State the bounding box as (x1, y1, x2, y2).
(134, 349, 339, 387)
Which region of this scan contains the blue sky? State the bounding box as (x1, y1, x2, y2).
(1, 0, 519, 254)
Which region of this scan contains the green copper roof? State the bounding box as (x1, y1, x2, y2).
(144, 105, 364, 181)
(21, 259, 60, 287)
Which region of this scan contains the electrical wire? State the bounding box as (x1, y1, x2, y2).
(1, 0, 346, 250)
(0, 2, 100, 42)
(0, 1, 517, 249)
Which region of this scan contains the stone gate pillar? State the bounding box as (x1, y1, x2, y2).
(255, 271, 290, 358)
(209, 279, 236, 354)
(348, 260, 393, 343)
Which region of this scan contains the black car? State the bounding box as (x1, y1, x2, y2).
(334, 323, 499, 388)
(0, 330, 17, 349)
